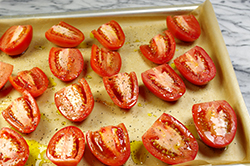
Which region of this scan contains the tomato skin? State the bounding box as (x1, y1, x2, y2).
(192, 100, 237, 148)
(46, 126, 85, 166)
(0, 127, 29, 166)
(92, 20, 125, 50)
(174, 46, 216, 85)
(90, 44, 122, 77)
(0, 25, 33, 56)
(142, 113, 199, 165)
(141, 63, 186, 101)
(0, 61, 13, 89)
(167, 15, 201, 42)
(140, 30, 176, 64)
(45, 21, 84, 48)
(86, 123, 130, 166)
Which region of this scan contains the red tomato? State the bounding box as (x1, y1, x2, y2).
(142, 113, 199, 165)
(54, 78, 94, 122)
(166, 15, 201, 42)
(192, 100, 237, 148)
(92, 20, 125, 50)
(0, 127, 29, 165)
(0, 61, 13, 89)
(86, 123, 130, 166)
(2, 90, 40, 134)
(140, 30, 176, 64)
(103, 72, 139, 109)
(45, 21, 84, 47)
(9, 67, 49, 97)
(141, 63, 186, 101)
(90, 44, 122, 77)
(49, 47, 84, 81)
(0, 25, 33, 56)
(46, 126, 85, 166)
(174, 46, 216, 85)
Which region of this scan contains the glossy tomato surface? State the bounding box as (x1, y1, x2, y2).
(167, 15, 201, 42)
(192, 100, 237, 148)
(142, 113, 199, 165)
(86, 123, 130, 166)
(0, 127, 29, 165)
(103, 71, 139, 109)
(0, 61, 13, 89)
(54, 78, 94, 122)
(46, 126, 85, 166)
(45, 21, 84, 47)
(92, 20, 125, 50)
(140, 30, 176, 64)
(90, 44, 122, 77)
(174, 46, 216, 85)
(141, 63, 186, 101)
(0, 25, 33, 56)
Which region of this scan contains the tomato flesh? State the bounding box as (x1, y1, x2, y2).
(0, 61, 13, 89)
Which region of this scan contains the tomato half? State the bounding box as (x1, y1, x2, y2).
(142, 113, 198, 165)
(103, 72, 139, 109)
(9, 67, 49, 97)
(0, 25, 33, 56)
(92, 20, 125, 50)
(0, 127, 29, 165)
(45, 21, 84, 47)
(0, 61, 13, 89)
(54, 78, 94, 122)
(140, 30, 176, 64)
(86, 123, 130, 166)
(174, 46, 216, 85)
(46, 126, 85, 166)
(166, 15, 201, 42)
(192, 100, 237, 148)
(49, 47, 84, 81)
(2, 90, 40, 134)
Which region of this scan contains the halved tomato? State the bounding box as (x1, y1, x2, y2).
(9, 67, 49, 97)
(174, 46, 216, 85)
(49, 47, 84, 81)
(141, 63, 186, 101)
(46, 126, 85, 166)
(166, 15, 201, 42)
(2, 90, 40, 134)
(45, 21, 84, 47)
(103, 72, 139, 109)
(0, 61, 13, 89)
(192, 100, 237, 148)
(0, 127, 29, 165)
(140, 30, 176, 64)
(86, 123, 130, 166)
(142, 113, 199, 165)
(92, 20, 125, 50)
(54, 78, 94, 122)
(90, 44, 122, 77)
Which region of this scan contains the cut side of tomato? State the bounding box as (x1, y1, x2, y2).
(86, 123, 130, 166)
(192, 100, 237, 148)
(142, 113, 199, 165)
(0, 61, 13, 89)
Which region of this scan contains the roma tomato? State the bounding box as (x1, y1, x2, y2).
(90, 44, 122, 77)
(46, 126, 85, 166)
(103, 72, 139, 109)
(9, 67, 49, 97)
(174, 46, 216, 85)
(0, 61, 13, 89)
(192, 100, 237, 148)
(86, 123, 130, 166)
(166, 15, 201, 42)
(49, 47, 84, 81)
(0, 127, 29, 165)
(0, 25, 33, 56)
(2, 90, 40, 134)
(140, 30, 176, 64)
(142, 113, 199, 165)
(92, 20, 125, 50)
(54, 78, 94, 122)
(45, 21, 84, 47)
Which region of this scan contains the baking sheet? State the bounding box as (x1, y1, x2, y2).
(0, 0, 250, 165)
